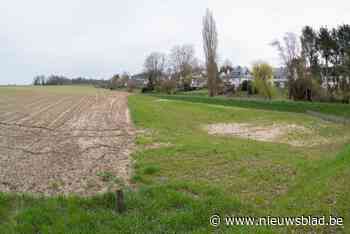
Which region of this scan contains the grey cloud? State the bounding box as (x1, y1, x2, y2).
(0, 0, 349, 84)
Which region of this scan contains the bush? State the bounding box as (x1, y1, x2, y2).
(241, 80, 248, 91)
(223, 84, 236, 96)
(252, 62, 276, 100)
(141, 86, 154, 93)
(289, 78, 313, 101)
(183, 75, 193, 91)
(307, 80, 328, 102)
(253, 78, 276, 100)
(127, 80, 136, 93)
(247, 81, 258, 95)
(342, 91, 350, 104)
(160, 79, 177, 94)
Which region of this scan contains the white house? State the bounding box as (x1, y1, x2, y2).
(220, 66, 253, 88)
(130, 73, 149, 87)
(190, 72, 207, 89)
(220, 66, 288, 89)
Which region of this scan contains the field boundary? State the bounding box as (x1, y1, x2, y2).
(151, 94, 350, 119)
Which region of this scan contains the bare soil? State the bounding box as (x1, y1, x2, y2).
(0, 90, 135, 196)
(205, 122, 323, 147)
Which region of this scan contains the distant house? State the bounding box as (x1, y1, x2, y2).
(273, 67, 288, 88)
(190, 72, 207, 89)
(219, 66, 288, 89)
(130, 73, 148, 87)
(219, 66, 253, 88)
(132, 66, 288, 91)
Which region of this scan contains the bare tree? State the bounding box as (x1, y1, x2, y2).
(110, 74, 120, 90)
(170, 44, 196, 78)
(271, 33, 301, 68)
(271, 32, 303, 99)
(202, 8, 219, 97)
(33, 75, 46, 86)
(220, 59, 234, 73)
(170, 44, 197, 90)
(120, 72, 130, 87)
(33, 76, 42, 86)
(191, 59, 205, 74)
(144, 52, 167, 90)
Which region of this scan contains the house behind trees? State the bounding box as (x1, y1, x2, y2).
(219, 66, 288, 89)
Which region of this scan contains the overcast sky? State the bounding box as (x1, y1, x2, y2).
(1, 0, 349, 84)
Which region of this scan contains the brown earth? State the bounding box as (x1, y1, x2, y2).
(205, 122, 325, 147)
(0, 89, 135, 196)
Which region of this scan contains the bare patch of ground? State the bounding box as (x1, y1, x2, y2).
(0, 90, 135, 196)
(154, 99, 172, 102)
(205, 122, 328, 147)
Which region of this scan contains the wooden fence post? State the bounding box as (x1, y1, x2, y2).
(116, 189, 126, 213)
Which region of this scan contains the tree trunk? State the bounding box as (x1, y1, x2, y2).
(208, 62, 217, 97)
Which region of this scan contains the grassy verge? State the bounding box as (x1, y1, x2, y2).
(153, 94, 350, 119)
(128, 95, 350, 233)
(0, 93, 349, 233)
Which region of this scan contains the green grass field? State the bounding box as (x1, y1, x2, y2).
(0, 86, 350, 233)
(154, 94, 350, 118)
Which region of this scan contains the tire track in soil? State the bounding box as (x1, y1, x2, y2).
(0, 93, 58, 122)
(16, 96, 75, 126)
(0, 94, 52, 113)
(20, 96, 95, 156)
(3, 96, 70, 124)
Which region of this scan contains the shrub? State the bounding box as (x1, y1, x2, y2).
(160, 79, 177, 94)
(252, 62, 276, 99)
(183, 75, 193, 91)
(306, 80, 327, 102)
(141, 87, 154, 93)
(289, 77, 312, 101)
(241, 80, 248, 91)
(223, 84, 236, 96)
(127, 80, 137, 93)
(247, 80, 258, 95)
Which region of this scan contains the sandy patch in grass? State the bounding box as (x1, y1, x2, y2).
(205, 122, 326, 147)
(154, 99, 172, 102)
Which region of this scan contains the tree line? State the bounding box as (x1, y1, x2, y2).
(141, 9, 217, 95)
(142, 45, 202, 93)
(272, 25, 350, 103)
(33, 10, 350, 103)
(33, 75, 109, 86)
(32, 73, 139, 92)
(142, 10, 350, 103)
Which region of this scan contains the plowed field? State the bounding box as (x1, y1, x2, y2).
(0, 86, 135, 196)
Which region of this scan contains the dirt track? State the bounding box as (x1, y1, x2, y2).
(0, 88, 135, 196)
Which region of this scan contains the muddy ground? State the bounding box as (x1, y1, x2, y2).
(0, 89, 135, 196)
